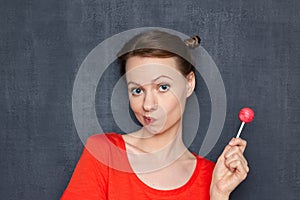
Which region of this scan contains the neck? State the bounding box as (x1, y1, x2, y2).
(135, 119, 184, 152)
(125, 120, 189, 173)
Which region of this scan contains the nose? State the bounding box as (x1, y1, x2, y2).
(143, 90, 158, 112)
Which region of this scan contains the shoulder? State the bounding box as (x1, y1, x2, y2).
(86, 132, 119, 141)
(85, 132, 124, 149)
(84, 133, 131, 170)
(195, 155, 215, 171)
(190, 155, 215, 187)
(83, 133, 125, 162)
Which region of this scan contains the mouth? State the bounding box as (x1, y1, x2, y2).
(143, 116, 156, 125)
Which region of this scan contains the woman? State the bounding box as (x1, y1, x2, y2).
(61, 30, 249, 200)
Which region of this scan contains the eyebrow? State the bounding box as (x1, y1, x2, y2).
(127, 75, 174, 86)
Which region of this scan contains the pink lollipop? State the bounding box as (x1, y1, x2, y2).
(236, 107, 254, 138)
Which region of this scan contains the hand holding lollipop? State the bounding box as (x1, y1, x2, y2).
(211, 107, 254, 198)
(236, 107, 254, 138)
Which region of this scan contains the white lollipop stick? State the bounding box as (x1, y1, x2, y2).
(236, 122, 245, 138)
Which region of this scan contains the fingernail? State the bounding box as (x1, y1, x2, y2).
(229, 138, 235, 145)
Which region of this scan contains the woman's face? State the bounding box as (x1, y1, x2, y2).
(125, 56, 195, 135)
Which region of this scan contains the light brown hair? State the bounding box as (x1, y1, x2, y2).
(117, 30, 199, 76)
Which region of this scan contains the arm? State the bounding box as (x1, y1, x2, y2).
(210, 138, 249, 200)
(60, 137, 109, 200)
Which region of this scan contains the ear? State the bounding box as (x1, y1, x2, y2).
(186, 71, 195, 98)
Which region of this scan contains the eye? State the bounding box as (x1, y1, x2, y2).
(131, 88, 143, 96)
(158, 84, 170, 92)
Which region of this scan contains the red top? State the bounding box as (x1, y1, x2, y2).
(61, 133, 215, 200)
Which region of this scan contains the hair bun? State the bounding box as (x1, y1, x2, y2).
(184, 35, 201, 49)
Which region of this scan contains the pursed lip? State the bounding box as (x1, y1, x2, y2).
(143, 115, 156, 125)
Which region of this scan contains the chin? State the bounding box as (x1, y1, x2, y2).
(142, 125, 167, 136)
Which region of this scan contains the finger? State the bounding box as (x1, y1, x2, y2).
(219, 137, 247, 163)
(218, 144, 232, 162)
(225, 153, 248, 170)
(228, 159, 250, 177)
(225, 146, 243, 159)
(229, 137, 247, 153)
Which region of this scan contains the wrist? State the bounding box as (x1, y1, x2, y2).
(210, 185, 230, 200)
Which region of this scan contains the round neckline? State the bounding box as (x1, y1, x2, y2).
(115, 133, 200, 195)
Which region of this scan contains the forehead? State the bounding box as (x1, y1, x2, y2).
(125, 56, 185, 83)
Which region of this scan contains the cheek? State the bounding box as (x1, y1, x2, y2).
(129, 97, 142, 113)
(167, 87, 187, 110)
(160, 95, 184, 116)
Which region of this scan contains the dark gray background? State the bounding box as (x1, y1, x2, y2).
(1, 0, 299, 199)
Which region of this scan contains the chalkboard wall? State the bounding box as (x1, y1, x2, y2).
(1, 0, 299, 199)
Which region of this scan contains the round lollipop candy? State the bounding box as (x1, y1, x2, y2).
(236, 107, 254, 138)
